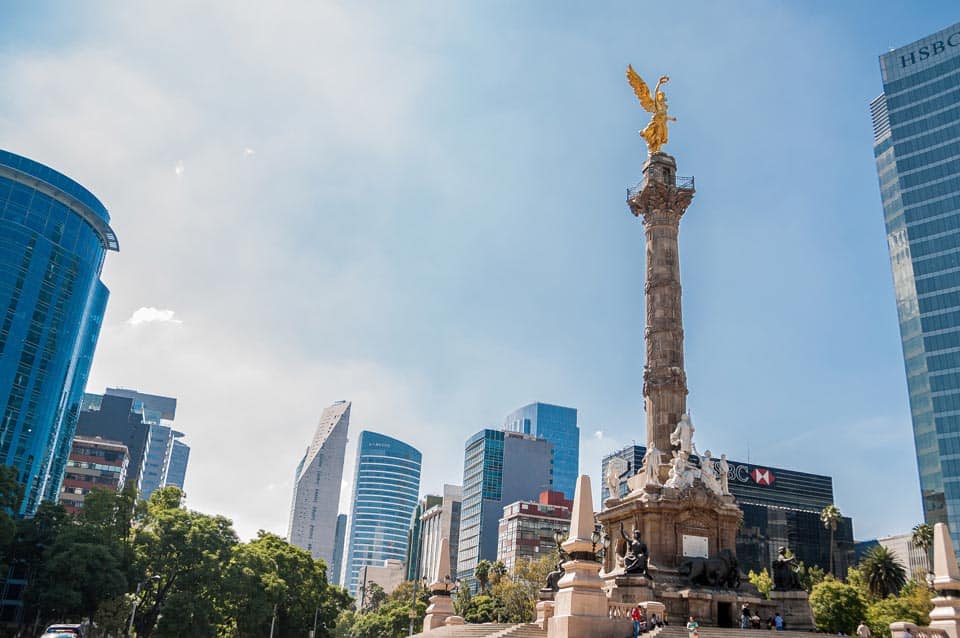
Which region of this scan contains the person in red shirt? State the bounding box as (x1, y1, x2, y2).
(631, 604, 645, 638)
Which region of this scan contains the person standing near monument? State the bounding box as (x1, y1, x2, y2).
(631, 604, 643, 638)
(775, 613, 784, 631)
(857, 621, 872, 638)
(687, 616, 700, 638)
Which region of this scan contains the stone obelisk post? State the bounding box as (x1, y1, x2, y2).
(422, 537, 463, 631)
(627, 153, 695, 456)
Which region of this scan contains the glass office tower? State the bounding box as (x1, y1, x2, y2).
(872, 22, 960, 546)
(503, 402, 578, 499)
(455, 429, 552, 588)
(0, 150, 118, 514)
(342, 431, 422, 600)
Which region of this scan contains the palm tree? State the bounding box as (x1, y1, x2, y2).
(475, 559, 491, 593)
(491, 560, 508, 586)
(912, 522, 934, 579)
(861, 545, 907, 598)
(821, 504, 841, 576)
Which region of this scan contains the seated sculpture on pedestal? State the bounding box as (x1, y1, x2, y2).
(772, 546, 802, 591)
(665, 450, 697, 490)
(544, 545, 571, 592)
(619, 522, 651, 577)
(678, 549, 740, 589)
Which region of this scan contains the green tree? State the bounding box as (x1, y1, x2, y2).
(131, 487, 238, 638)
(29, 525, 128, 623)
(361, 582, 387, 612)
(490, 560, 508, 586)
(0, 465, 23, 554)
(748, 569, 773, 599)
(799, 563, 826, 593)
(463, 594, 500, 623)
(821, 504, 841, 576)
(221, 531, 351, 638)
(453, 580, 472, 616)
(349, 598, 416, 638)
(508, 553, 556, 614)
(491, 579, 534, 623)
(865, 579, 933, 638)
(810, 579, 866, 635)
(912, 523, 934, 578)
(846, 566, 872, 601)
(861, 545, 908, 599)
(475, 559, 492, 593)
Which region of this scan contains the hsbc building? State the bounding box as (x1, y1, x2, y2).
(601, 446, 855, 576)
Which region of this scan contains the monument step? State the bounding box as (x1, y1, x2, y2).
(413, 623, 518, 637)
(657, 626, 821, 638)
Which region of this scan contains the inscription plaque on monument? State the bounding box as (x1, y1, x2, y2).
(682, 534, 708, 558)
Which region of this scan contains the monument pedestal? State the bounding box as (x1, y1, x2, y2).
(597, 483, 741, 572)
(769, 590, 814, 630)
(422, 594, 458, 632)
(605, 573, 655, 604)
(534, 596, 555, 630)
(549, 475, 624, 638)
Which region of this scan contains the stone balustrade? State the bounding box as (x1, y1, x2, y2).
(890, 622, 951, 638)
(608, 602, 633, 618)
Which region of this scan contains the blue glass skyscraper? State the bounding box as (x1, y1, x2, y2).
(455, 429, 552, 587)
(0, 150, 117, 515)
(503, 402, 579, 499)
(342, 431, 422, 600)
(872, 22, 960, 547)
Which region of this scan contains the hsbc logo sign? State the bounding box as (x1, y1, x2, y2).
(751, 468, 774, 486)
(722, 462, 775, 487)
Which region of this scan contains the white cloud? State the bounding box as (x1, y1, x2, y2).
(127, 307, 183, 326)
(243, 147, 255, 158)
(593, 430, 604, 440)
(174, 160, 184, 176)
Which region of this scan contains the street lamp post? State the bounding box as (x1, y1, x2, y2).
(268, 557, 280, 638)
(408, 576, 427, 636)
(126, 575, 161, 638)
(269, 602, 278, 638)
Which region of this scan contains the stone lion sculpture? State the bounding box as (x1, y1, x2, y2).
(677, 549, 740, 589)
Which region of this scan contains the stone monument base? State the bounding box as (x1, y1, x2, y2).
(769, 590, 815, 631)
(548, 615, 628, 638)
(534, 591, 555, 629)
(423, 594, 457, 632)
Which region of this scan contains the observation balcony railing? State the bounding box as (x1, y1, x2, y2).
(626, 175, 695, 200)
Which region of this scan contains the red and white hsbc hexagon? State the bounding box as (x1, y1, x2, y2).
(750, 468, 775, 486)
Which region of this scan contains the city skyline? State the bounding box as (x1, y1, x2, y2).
(2, 3, 958, 543)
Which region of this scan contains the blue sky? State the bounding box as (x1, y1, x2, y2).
(0, 1, 957, 542)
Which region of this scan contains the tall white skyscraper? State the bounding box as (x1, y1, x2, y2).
(288, 401, 351, 566)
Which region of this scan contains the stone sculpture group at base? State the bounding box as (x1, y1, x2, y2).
(677, 549, 740, 589)
(772, 546, 802, 591)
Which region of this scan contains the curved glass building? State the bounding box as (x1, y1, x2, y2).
(342, 431, 422, 600)
(872, 22, 960, 549)
(0, 150, 117, 515)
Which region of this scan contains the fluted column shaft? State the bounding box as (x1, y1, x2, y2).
(627, 153, 694, 454)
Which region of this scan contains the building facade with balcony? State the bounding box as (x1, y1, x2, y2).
(60, 435, 129, 514)
(496, 490, 571, 573)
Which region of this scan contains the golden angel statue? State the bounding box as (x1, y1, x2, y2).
(626, 65, 675, 155)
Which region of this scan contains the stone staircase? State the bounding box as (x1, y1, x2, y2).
(655, 626, 823, 638)
(415, 623, 547, 638)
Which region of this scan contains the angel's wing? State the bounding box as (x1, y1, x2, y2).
(626, 65, 656, 113)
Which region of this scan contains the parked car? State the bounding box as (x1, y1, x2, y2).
(41, 624, 84, 638)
